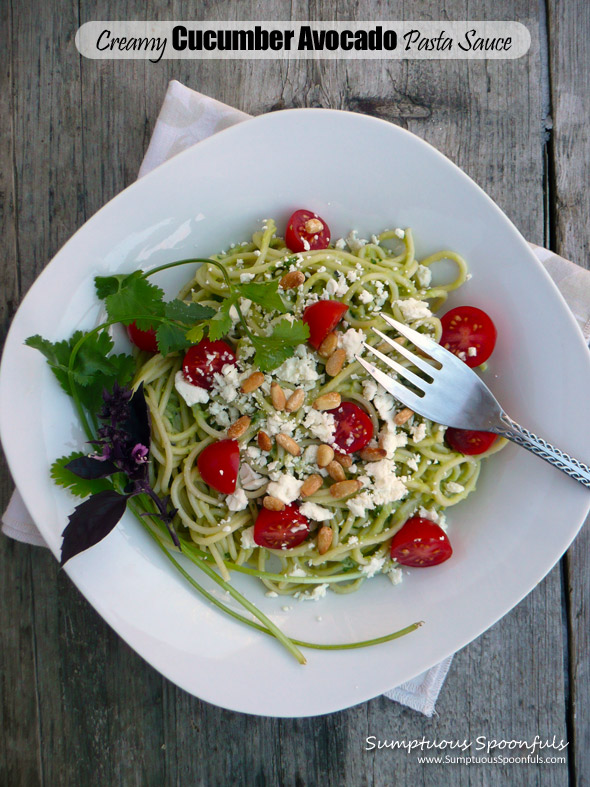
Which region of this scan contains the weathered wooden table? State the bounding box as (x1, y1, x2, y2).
(1, 1, 589, 784)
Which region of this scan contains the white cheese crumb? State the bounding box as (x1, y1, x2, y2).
(302, 445, 319, 465)
(299, 583, 329, 601)
(416, 264, 432, 288)
(361, 555, 386, 578)
(266, 474, 303, 504)
(358, 289, 373, 304)
(299, 502, 332, 522)
(239, 463, 265, 490)
(362, 379, 378, 401)
(240, 272, 255, 283)
(410, 422, 427, 443)
(394, 228, 405, 239)
(395, 298, 432, 322)
(240, 526, 256, 550)
(265, 591, 278, 598)
(174, 371, 210, 406)
(274, 345, 320, 387)
(324, 274, 349, 298)
(380, 424, 408, 458)
(335, 238, 346, 250)
(289, 567, 307, 577)
(226, 488, 249, 511)
(445, 481, 465, 494)
(346, 230, 367, 252)
(388, 566, 403, 585)
(467, 346, 478, 357)
(337, 328, 366, 362)
(212, 363, 240, 403)
(303, 409, 336, 443)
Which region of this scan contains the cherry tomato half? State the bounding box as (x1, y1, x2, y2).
(126, 322, 158, 353)
(197, 439, 240, 494)
(440, 305, 497, 368)
(253, 504, 310, 550)
(302, 300, 348, 349)
(390, 517, 453, 567)
(332, 402, 374, 454)
(285, 209, 331, 253)
(445, 427, 497, 456)
(182, 339, 237, 390)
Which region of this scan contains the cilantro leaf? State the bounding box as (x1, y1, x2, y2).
(237, 280, 287, 314)
(207, 296, 237, 341)
(51, 452, 117, 497)
(164, 300, 215, 323)
(185, 325, 204, 344)
(156, 323, 192, 356)
(101, 271, 165, 330)
(94, 274, 129, 299)
(251, 318, 310, 372)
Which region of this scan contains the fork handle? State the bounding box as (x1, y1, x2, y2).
(494, 413, 590, 488)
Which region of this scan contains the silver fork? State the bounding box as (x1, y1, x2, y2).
(355, 313, 590, 488)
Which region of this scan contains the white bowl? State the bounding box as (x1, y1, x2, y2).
(2, 109, 590, 717)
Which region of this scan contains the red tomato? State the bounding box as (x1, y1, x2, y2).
(285, 209, 331, 253)
(445, 427, 497, 455)
(332, 402, 374, 453)
(390, 517, 453, 567)
(182, 339, 237, 390)
(302, 300, 348, 349)
(197, 439, 240, 494)
(440, 306, 497, 367)
(126, 322, 158, 353)
(253, 504, 310, 550)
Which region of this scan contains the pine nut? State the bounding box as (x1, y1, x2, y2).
(327, 460, 346, 482)
(316, 444, 334, 468)
(313, 392, 341, 411)
(325, 348, 346, 377)
(241, 371, 265, 393)
(304, 218, 324, 234)
(317, 526, 333, 555)
(271, 382, 286, 411)
(276, 433, 301, 456)
(227, 415, 251, 439)
(257, 431, 272, 451)
(263, 496, 285, 511)
(318, 332, 338, 358)
(394, 407, 414, 425)
(300, 474, 323, 497)
(285, 388, 305, 413)
(359, 446, 387, 462)
(279, 270, 305, 289)
(334, 452, 352, 468)
(329, 479, 363, 500)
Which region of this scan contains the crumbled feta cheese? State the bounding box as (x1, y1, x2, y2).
(266, 473, 303, 504)
(302, 445, 319, 465)
(266, 413, 296, 436)
(347, 535, 359, 546)
(445, 481, 465, 494)
(362, 379, 378, 401)
(265, 590, 278, 598)
(359, 289, 373, 304)
(299, 583, 329, 601)
(208, 400, 231, 427)
(457, 351, 467, 361)
(346, 230, 367, 252)
(416, 264, 432, 288)
(299, 502, 332, 522)
(226, 488, 249, 511)
(374, 392, 397, 424)
(361, 555, 386, 578)
(335, 238, 346, 250)
(174, 371, 209, 406)
(324, 274, 349, 298)
(239, 463, 265, 490)
(346, 269, 360, 283)
(365, 459, 408, 505)
(410, 422, 427, 443)
(289, 567, 307, 577)
(240, 272, 255, 283)
(418, 506, 447, 529)
(337, 328, 366, 362)
(212, 363, 240, 403)
(370, 234, 380, 245)
(240, 526, 256, 550)
(388, 566, 403, 585)
(380, 424, 408, 458)
(394, 228, 405, 239)
(274, 345, 320, 387)
(347, 491, 376, 518)
(405, 455, 419, 472)
(303, 409, 336, 443)
(395, 298, 432, 322)
(467, 346, 478, 357)
(302, 238, 310, 251)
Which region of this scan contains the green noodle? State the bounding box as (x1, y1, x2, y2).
(132, 220, 504, 597)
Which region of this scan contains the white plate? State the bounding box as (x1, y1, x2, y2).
(2, 109, 590, 717)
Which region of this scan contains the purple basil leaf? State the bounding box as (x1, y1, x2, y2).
(65, 456, 117, 479)
(60, 490, 129, 566)
(123, 383, 151, 448)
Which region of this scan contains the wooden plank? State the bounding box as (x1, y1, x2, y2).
(547, 0, 590, 783)
(0, 0, 577, 784)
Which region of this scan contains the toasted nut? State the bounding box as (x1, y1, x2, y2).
(376, 341, 391, 353)
(257, 430, 272, 451)
(317, 444, 334, 468)
(241, 371, 265, 393)
(394, 407, 414, 425)
(280, 270, 305, 289)
(394, 336, 406, 345)
(227, 415, 251, 439)
(276, 433, 301, 456)
(263, 496, 285, 511)
(327, 460, 346, 482)
(304, 218, 324, 234)
(285, 388, 305, 413)
(270, 382, 286, 411)
(313, 392, 341, 411)
(317, 526, 333, 555)
(359, 446, 387, 462)
(300, 474, 323, 497)
(329, 479, 363, 500)
(325, 348, 346, 377)
(334, 452, 352, 468)
(318, 332, 338, 358)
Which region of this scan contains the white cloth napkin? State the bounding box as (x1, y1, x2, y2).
(4, 80, 590, 717)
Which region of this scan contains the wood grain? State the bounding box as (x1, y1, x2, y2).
(0, 0, 583, 784)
